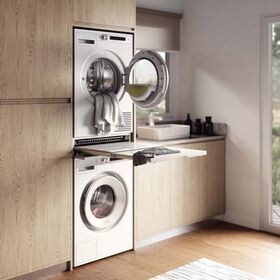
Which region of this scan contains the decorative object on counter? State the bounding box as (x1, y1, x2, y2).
(203, 116, 214, 136)
(184, 113, 193, 134)
(193, 118, 202, 135)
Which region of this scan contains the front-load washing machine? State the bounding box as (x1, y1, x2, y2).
(74, 28, 169, 139)
(74, 156, 133, 267)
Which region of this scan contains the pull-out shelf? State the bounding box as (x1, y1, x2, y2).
(74, 141, 207, 165)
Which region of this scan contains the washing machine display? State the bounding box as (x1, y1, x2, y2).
(80, 172, 127, 231)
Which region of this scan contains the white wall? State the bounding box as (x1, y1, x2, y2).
(181, 0, 280, 229)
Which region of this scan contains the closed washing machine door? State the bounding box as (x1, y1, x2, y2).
(80, 172, 127, 231)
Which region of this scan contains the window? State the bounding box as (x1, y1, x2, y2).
(135, 51, 169, 118)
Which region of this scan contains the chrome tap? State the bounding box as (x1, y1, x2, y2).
(148, 112, 163, 126)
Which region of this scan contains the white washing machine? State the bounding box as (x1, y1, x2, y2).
(74, 156, 133, 267)
(74, 28, 169, 139)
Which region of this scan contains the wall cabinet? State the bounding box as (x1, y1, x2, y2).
(0, 0, 71, 99)
(0, 104, 72, 280)
(134, 140, 225, 242)
(72, 0, 136, 30)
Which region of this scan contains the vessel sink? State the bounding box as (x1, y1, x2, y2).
(137, 124, 190, 141)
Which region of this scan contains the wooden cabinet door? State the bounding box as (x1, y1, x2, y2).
(0, 0, 71, 99)
(134, 161, 171, 240)
(0, 104, 72, 280)
(171, 140, 225, 227)
(72, 0, 136, 30)
(170, 143, 205, 227)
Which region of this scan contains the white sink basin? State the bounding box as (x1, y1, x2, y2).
(137, 124, 190, 141)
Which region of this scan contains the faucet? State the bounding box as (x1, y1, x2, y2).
(148, 112, 163, 126)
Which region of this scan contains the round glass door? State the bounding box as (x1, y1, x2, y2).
(80, 173, 127, 231)
(125, 50, 169, 109)
(90, 185, 115, 218)
(86, 58, 122, 96)
(80, 50, 125, 102)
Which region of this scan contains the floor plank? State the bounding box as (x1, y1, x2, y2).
(42, 223, 280, 280)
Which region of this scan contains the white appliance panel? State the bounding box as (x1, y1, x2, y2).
(74, 158, 133, 266)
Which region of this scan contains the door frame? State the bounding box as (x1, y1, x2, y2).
(260, 15, 280, 235)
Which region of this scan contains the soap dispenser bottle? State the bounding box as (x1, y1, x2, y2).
(184, 113, 193, 134)
(203, 116, 214, 136)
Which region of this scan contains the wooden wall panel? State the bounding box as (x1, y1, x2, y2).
(0, 104, 72, 280)
(0, 0, 71, 99)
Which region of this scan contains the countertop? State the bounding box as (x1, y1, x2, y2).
(136, 135, 226, 146)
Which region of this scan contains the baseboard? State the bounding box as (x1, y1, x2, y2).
(223, 212, 260, 230)
(10, 262, 69, 280)
(135, 219, 220, 249)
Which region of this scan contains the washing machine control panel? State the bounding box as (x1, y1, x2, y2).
(98, 33, 131, 43)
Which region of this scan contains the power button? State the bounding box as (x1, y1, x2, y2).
(101, 34, 108, 40)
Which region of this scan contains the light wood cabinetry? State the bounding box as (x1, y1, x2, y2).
(0, 104, 72, 280)
(72, 0, 136, 30)
(134, 140, 225, 242)
(0, 1, 72, 279)
(170, 141, 225, 227)
(0, 0, 71, 99)
(134, 161, 171, 240)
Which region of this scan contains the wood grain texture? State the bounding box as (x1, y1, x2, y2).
(72, 0, 136, 30)
(0, 0, 71, 99)
(0, 104, 72, 280)
(40, 223, 280, 280)
(134, 140, 225, 242)
(134, 161, 171, 240)
(171, 140, 225, 227)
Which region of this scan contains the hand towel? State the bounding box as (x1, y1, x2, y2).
(108, 92, 125, 128)
(94, 94, 105, 134)
(93, 92, 125, 134)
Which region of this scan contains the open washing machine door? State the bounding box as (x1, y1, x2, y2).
(124, 50, 169, 109)
(81, 49, 169, 109)
(80, 172, 127, 231)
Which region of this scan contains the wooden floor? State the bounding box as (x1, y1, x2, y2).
(42, 223, 280, 280)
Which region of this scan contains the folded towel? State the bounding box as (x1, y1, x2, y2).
(93, 92, 125, 134)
